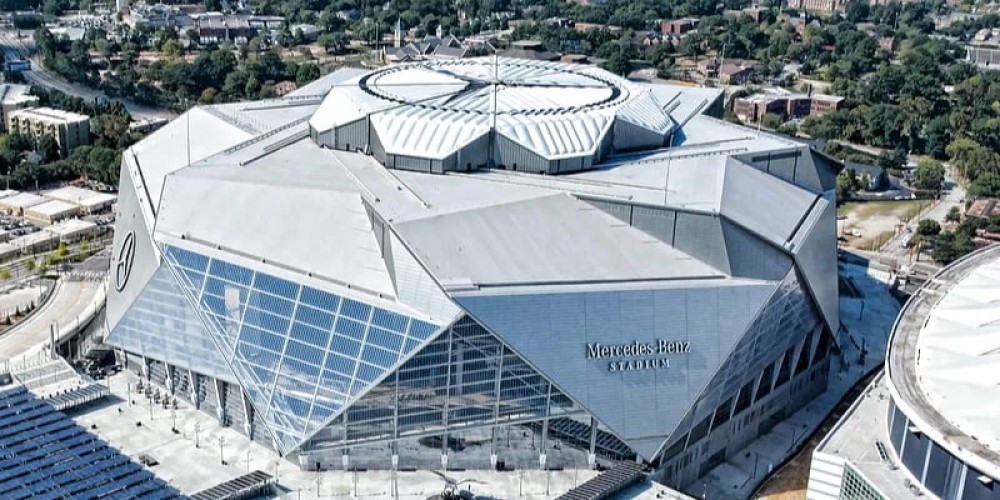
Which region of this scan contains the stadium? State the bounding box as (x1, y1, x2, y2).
(105, 57, 839, 490)
(884, 244, 1000, 499)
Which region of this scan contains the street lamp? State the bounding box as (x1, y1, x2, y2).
(219, 436, 226, 465)
(195, 423, 201, 448)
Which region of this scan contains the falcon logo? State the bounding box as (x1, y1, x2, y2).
(115, 231, 136, 292)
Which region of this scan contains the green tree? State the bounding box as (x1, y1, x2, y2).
(295, 63, 320, 86)
(969, 172, 1000, 198)
(836, 168, 859, 201)
(916, 219, 941, 236)
(945, 206, 962, 223)
(23, 259, 34, 272)
(760, 113, 783, 130)
(55, 242, 68, 258)
(0, 268, 11, 281)
(600, 50, 631, 76)
(913, 159, 945, 191)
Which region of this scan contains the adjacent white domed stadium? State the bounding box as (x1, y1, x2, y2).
(106, 57, 840, 492)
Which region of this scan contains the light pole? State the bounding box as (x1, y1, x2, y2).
(195, 423, 201, 448)
(171, 408, 176, 432)
(247, 450, 251, 474)
(219, 436, 226, 465)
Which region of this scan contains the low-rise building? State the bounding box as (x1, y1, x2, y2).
(23, 200, 80, 226)
(719, 61, 755, 84)
(0, 84, 38, 132)
(0, 192, 46, 216)
(10, 230, 58, 254)
(192, 13, 285, 45)
(733, 91, 843, 123)
(661, 18, 698, 35)
(788, 0, 844, 16)
(44, 186, 117, 214)
(7, 107, 90, 158)
(46, 218, 99, 243)
(498, 40, 559, 62)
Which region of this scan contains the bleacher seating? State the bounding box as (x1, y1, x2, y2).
(0, 385, 184, 499)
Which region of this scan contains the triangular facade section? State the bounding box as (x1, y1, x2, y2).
(106, 263, 237, 385)
(106, 162, 160, 331)
(299, 316, 636, 462)
(162, 243, 443, 455)
(453, 281, 776, 461)
(790, 192, 839, 333)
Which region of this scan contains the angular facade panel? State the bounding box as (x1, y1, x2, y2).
(106, 263, 236, 384)
(106, 162, 160, 330)
(454, 282, 775, 460)
(163, 244, 443, 454)
(791, 192, 839, 332)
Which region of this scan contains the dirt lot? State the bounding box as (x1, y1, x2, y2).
(837, 200, 930, 250)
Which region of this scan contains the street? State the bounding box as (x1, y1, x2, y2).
(878, 165, 966, 265)
(0, 30, 176, 121)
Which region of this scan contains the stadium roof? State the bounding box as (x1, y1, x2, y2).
(122, 57, 840, 331)
(888, 243, 1000, 479)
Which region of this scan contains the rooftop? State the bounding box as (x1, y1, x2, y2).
(9, 107, 89, 124)
(887, 243, 1000, 479)
(44, 185, 117, 208)
(0, 192, 46, 209)
(47, 218, 97, 236)
(26, 199, 79, 217)
(0, 84, 37, 106)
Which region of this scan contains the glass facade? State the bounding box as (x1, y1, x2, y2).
(106, 264, 234, 383)
(841, 463, 886, 500)
(302, 316, 634, 462)
(161, 245, 442, 453)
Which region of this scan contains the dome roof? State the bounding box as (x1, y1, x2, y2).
(308, 57, 677, 174)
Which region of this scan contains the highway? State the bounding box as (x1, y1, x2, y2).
(0, 30, 176, 121)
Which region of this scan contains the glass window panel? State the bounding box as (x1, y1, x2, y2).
(243, 308, 291, 335)
(408, 320, 438, 340)
(314, 388, 347, 409)
(285, 340, 324, 366)
(274, 374, 314, 396)
(166, 245, 210, 271)
(340, 298, 371, 321)
(237, 341, 281, 370)
(320, 369, 352, 394)
(253, 272, 300, 300)
(324, 353, 356, 376)
(208, 259, 254, 285)
(289, 322, 329, 348)
(361, 345, 397, 368)
(240, 326, 285, 353)
(371, 308, 408, 333)
(177, 267, 205, 291)
(367, 327, 403, 352)
(300, 287, 341, 312)
(331, 335, 361, 357)
(203, 277, 248, 301)
(309, 404, 336, 425)
(248, 290, 295, 317)
(294, 305, 334, 331)
(333, 318, 366, 340)
(403, 338, 421, 353)
(200, 293, 229, 316)
(356, 363, 383, 383)
(273, 394, 311, 418)
(279, 357, 320, 386)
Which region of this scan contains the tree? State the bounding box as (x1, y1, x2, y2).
(969, 172, 1000, 198)
(836, 168, 859, 201)
(760, 113, 783, 130)
(0, 268, 11, 281)
(913, 159, 945, 191)
(600, 50, 631, 76)
(24, 259, 34, 272)
(36, 135, 59, 162)
(945, 206, 962, 223)
(916, 219, 941, 236)
(295, 63, 320, 86)
(56, 242, 68, 258)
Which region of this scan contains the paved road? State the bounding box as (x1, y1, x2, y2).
(879, 165, 966, 265)
(0, 278, 102, 364)
(0, 30, 177, 121)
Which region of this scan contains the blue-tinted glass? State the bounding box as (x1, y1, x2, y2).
(299, 287, 340, 312)
(331, 335, 361, 357)
(166, 245, 210, 271)
(248, 290, 295, 317)
(320, 370, 352, 393)
(237, 342, 281, 370)
(372, 308, 408, 333)
(253, 273, 300, 300)
(309, 404, 335, 423)
(241, 326, 284, 353)
(176, 267, 205, 291)
(356, 363, 382, 383)
(315, 388, 346, 408)
(208, 259, 254, 285)
(324, 353, 356, 376)
(281, 358, 321, 385)
(333, 318, 366, 340)
(248, 365, 277, 387)
(368, 327, 403, 352)
(243, 308, 291, 335)
(280, 395, 311, 418)
(200, 294, 229, 316)
(403, 337, 421, 353)
(289, 322, 329, 348)
(408, 321, 438, 340)
(294, 305, 334, 330)
(340, 298, 371, 321)
(361, 346, 397, 368)
(285, 340, 324, 366)
(203, 277, 248, 301)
